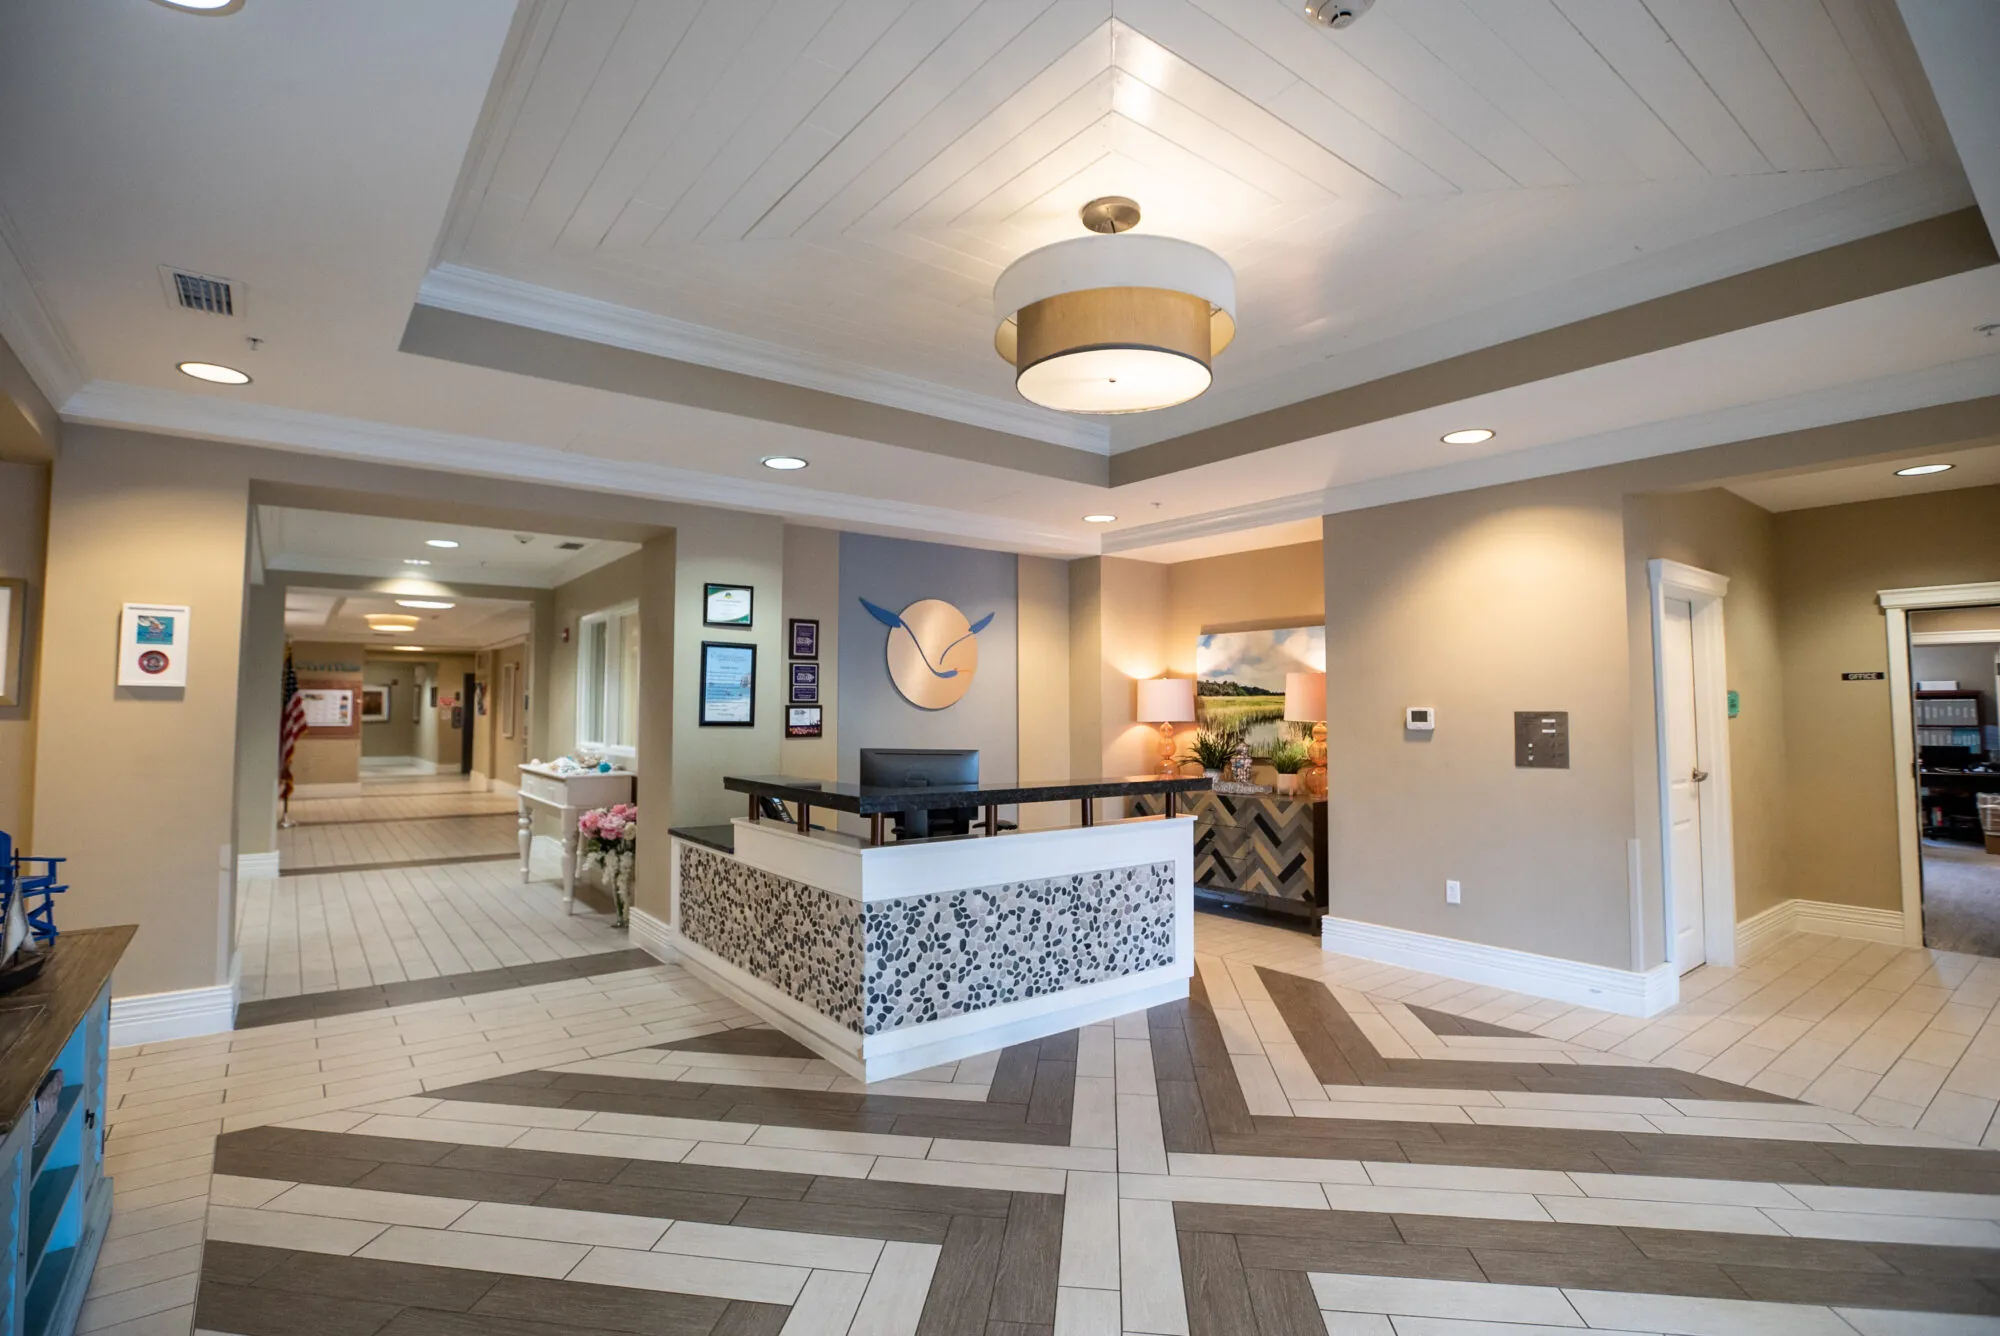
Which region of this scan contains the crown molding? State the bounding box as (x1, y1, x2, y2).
(0, 203, 88, 406)
(416, 264, 1111, 456)
(1102, 354, 2000, 554)
(58, 380, 1097, 557)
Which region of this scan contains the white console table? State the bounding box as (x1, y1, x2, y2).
(517, 763, 636, 913)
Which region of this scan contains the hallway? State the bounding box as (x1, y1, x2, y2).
(240, 772, 628, 1016)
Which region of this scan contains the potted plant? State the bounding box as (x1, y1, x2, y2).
(578, 803, 637, 929)
(1180, 728, 1239, 780)
(1268, 739, 1310, 795)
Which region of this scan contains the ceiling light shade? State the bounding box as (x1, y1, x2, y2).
(760, 456, 809, 471)
(151, 0, 245, 13)
(1082, 514, 1117, 524)
(995, 230, 1235, 415)
(392, 646, 426, 652)
(1895, 463, 1953, 476)
(177, 361, 251, 385)
(364, 614, 419, 632)
(424, 539, 459, 549)
(1441, 428, 1494, 445)
(396, 599, 454, 610)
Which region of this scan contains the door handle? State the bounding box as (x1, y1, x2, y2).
(1691, 769, 1709, 783)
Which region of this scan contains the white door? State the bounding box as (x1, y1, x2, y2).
(1662, 597, 1706, 970)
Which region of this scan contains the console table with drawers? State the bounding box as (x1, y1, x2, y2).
(1130, 790, 1327, 920)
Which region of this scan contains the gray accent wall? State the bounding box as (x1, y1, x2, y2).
(837, 533, 1019, 787)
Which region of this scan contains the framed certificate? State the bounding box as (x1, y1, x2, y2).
(789, 661, 819, 704)
(789, 618, 819, 659)
(786, 706, 822, 738)
(700, 641, 756, 727)
(704, 583, 754, 628)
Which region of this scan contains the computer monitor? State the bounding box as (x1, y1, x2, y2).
(859, 748, 979, 839)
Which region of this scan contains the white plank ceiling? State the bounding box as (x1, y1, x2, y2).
(441, 0, 1958, 445)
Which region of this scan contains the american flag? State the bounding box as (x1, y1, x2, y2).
(279, 647, 306, 802)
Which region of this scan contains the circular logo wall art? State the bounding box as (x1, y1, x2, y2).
(859, 598, 994, 711)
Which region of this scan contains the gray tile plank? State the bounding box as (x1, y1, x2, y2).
(989, 1191, 1062, 1325)
(917, 1214, 1007, 1336)
(1180, 1231, 1259, 1336)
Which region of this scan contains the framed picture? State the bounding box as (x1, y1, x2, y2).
(789, 618, 819, 660)
(704, 583, 754, 628)
(361, 685, 391, 722)
(1195, 625, 1326, 756)
(118, 602, 191, 688)
(789, 661, 820, 704)
(0, 578, 23, 708)
(700, 640, 756, 727)
(786, 705, 823, 738)
(500, 661, 518, 738)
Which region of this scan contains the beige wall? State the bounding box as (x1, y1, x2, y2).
(1066, 557, 1168, 821)
(1017, 555, 1072, 830)
(779, 527, 839, 782)
(0, 461, 48, 840)
(489, 640, 529, 781)
(362, 659, 419, 757)
(32, 431, 250, 998)
(1162, 540, 1325, 677)
(1777, 484, 2000, 913)
(234, 581, 285, 856)
(1623, 489, 1789, 929)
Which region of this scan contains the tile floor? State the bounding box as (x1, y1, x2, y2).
(84, 800, 2000, 1335)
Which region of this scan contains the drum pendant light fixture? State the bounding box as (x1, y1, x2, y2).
(994, 198, 1235, 415)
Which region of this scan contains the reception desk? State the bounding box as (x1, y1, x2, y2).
(668, 774, 1206, 1081)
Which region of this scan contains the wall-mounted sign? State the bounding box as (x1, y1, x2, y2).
(700, 641, 756, 727)
(119, 603, 191, 687)
(786, 706, 823, 738)
(860, 598, 992, 711)
(704, 583, 754, 628)
(299, 688, 353, 729)
(1842, 671, 1886, 681)
(790, 661, 820, 704)
(789, 618, 819, 660)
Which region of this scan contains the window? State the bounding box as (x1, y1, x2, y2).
(578, 602, 640, 757)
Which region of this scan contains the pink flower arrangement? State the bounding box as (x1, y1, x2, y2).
(578, 803, 637, 929)
(579, 803, 637, 844)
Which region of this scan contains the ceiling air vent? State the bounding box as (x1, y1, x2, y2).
(556, 541, 587, 551)
(158, 266, 240, 316)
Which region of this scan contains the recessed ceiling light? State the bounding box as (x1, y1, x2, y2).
(395, 599, 455, 610)
(177, 361, 251, 385)
(1895, 463, 1954, 476)
(760, 456, 809, 471)
(392, 646, 426, 652)
(1441, 428, 1494, 445)
(424, 539, 460, 549)
(1082, 514, 1117, 524)
(403, 558, 431, 566)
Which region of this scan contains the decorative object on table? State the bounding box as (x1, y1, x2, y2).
(789, 661, 819, 704)
(0, 828, 66, 993)
(117, 602, 192, 688)
(1180, 727, 1240, 780)
(789, 618, 819, 660)
(786, 705, 823, 738)
(1228, 737, 1254, 786)
(0, 576, 24, 708)
(1196, 625, 1324, 756)
(703, 582, 754, 628)
(360, 684, 390, 723)
(572, 747, 604, 771)
(699, 641, 756, 726)
(860, 597, 993, 710)
(1136, 677, 1196, 777)
(577, 803, 636, 929)
(1285, 670, 1328, 800)
(1267, 738, 1311, 796)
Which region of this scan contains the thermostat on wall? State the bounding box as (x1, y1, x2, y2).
(1405, 706, 1436, 731)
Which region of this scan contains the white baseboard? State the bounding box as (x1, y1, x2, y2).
(360, 757, 441, 774)
(1321, 916, 1679, 1018)
(1737, 899, 1907, 960)
(110, 980, 239, 1048)
(236, 851, 281, 881)
(291, 782, 363, 799)
(629, 906, 674, 962)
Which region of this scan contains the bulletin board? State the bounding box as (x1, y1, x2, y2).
(296, 676, 362, 739)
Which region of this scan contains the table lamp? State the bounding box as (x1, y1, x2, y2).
(1284, 671, 1327, 799)
(1136, 677, 1197, 778)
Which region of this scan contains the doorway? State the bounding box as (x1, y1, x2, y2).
(1908, 606, 2000, 954)
(1649, 560, 1738, 971)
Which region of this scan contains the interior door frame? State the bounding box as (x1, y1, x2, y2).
(1648, 560, 1737, 969)
(1878, 580, 2000, 948)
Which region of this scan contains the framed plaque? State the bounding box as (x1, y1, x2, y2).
(700, 641, 756, 727)
(789, 618, 818, 659)
(704, 583, 754, 628)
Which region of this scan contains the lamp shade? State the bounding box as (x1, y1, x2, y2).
(1283, 671, 1326, 722)
(1136, 677, 1196, 723)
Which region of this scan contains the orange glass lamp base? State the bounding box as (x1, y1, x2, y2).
(1306, 721, 1328, 799)
(1158, 721, 1180, 777)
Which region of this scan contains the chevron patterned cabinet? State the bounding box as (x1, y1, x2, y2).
(1130, 790, 1327, 920)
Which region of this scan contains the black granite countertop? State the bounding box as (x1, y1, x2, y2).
(0, 925, 134, 1135)
(668, 824, 738, 854)
(722, 773, 1211, 814)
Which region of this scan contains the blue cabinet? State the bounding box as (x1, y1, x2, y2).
(0, 928, 131, 1336)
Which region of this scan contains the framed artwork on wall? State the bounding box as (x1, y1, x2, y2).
(1195, 625, 1326, 756)
(704, 583, 754, 628)
(700, 641, 756, 727)
(361, 685, 391, 723)
(789, 661, 819, 704)
(789, 618, 818, 659)
(0, 578, 23, 708)
(118, 602, 192, 688)
(786, 705, 822, 738)
(500, 662, 518, 738)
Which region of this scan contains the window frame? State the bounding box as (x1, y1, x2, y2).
(576, 600, 640, 761)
